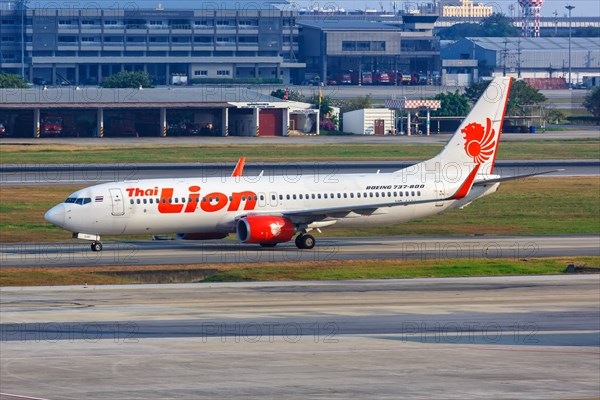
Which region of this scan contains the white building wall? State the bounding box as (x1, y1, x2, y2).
(343, 108, 394, 135)
(342, 109, 366, 134)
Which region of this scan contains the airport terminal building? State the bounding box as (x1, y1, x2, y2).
(0, 2, 304, 85)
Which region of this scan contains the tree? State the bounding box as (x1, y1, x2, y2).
(464, 80, 546, 116)
(582, 87, 600, 122)
(438, 13, 518, 39)
(101, 71, 152, 88)
(270, 88, 306, 102)
(0, 73, 28, 88)
(508, 80, 546, 116)
(431, 91, 470, 117)
(480, 13, 520, 37)
(464, 81, 491, 103)
(340, 94, 373, 113)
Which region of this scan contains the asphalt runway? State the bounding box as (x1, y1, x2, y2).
(1, 275, 598, 399)
(2, 160, 597, 186)
(1, 235, 598, 268)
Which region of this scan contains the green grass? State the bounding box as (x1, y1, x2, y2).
(1, 257, 597, 286)
(202, 258, 599, 282)
(1, 139, 598, 164)
(1, 177, 598, 243)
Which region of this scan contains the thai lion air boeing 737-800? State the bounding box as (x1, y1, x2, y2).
(44, 77, 546, 252)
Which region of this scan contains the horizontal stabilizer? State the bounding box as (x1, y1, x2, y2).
(474, 169, 563, 186)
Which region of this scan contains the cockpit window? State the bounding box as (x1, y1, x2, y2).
(65, 197, 91, 205)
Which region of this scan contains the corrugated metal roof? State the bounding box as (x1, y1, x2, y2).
(0, 87, 286, 108)
(298, 20, 400, 30)
(467, 37, 600, 52)
(13, 0, 287, 10)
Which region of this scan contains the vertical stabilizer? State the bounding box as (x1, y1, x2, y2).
(412, 77, 512, 199)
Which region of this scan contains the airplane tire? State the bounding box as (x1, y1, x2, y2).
(296, 234, 315, 250)
(91, 241, 103, 252)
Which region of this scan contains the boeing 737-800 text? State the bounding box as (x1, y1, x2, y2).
(45, 77, 544, 252)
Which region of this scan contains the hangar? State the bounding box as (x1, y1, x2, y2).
(0, 86, 319, 138)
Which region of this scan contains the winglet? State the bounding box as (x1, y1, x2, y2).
(231, 157, 246, 177)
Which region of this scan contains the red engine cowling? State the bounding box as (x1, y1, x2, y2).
(176, 233, 228, 240)
(236, 216, 295, 244)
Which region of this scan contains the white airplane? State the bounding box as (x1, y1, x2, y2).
(44, 77, 548, 252)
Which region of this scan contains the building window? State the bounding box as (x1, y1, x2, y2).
(216, 20, 234, 27)
(372, 41, 386, 51)
(194, 70, 208, 76)
(357, 41, 371, 51)
(58, 36, 77, 43)
(342, 41, 356, 51)
(217, 70, 230, 76)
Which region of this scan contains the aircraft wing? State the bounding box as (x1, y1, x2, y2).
(243, 197, 445, 225)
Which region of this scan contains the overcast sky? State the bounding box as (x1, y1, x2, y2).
(21, 1, 599, 17)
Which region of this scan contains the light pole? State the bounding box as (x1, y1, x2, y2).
(565, 4, 575, 87)
(19, 0, 29, 80)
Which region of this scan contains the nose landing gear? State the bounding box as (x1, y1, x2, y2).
(91, 241, 103, 252)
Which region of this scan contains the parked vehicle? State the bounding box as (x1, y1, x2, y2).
(373, 72, 390, 85)
(42, 116, 63, 135)
(361, 71, 373, 85)
(333, 72, 352, 85)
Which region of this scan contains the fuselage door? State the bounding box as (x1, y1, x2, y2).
(258, 192, 267, 208)
(269, 192, 278, 207)
(109, 188, 125, 216)
(435, 181, 445, 207)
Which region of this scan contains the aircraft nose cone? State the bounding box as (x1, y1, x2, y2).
(45, 204, 65, 227)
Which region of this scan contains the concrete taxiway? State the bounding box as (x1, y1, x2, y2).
(1, 235, 598, 268)
(1, 275, 598, 399)
(1, 160, 597, 187)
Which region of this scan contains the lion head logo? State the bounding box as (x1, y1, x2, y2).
(270, 222, 283, 237)
(461, 118, 496, 164)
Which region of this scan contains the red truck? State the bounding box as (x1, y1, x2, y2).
(42, 116, 63, 135)
(373, 72, 390, 85)
(334, 72, 352, 85)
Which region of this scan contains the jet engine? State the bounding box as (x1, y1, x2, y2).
(236, 216, 295, 244)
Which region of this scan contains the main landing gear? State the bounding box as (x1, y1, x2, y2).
(91, 241, 103, 252)
(295, 233, 315, 250)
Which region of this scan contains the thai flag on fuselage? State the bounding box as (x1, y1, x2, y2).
(95, 196, 104, 202)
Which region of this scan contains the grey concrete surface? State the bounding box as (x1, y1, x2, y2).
(1, 235, 598, 268)
(1, 160, 597, 186)
(1, 276, 599, 399)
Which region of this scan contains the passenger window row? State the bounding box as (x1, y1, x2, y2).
(129, 194, 265, 205)
(272, 190, 422, 201)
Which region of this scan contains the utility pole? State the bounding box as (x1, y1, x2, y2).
(565, 4, 575, 87)
(502, 39, 509, 77)
(20, 0, 28, 80)
(516, 39, 522, 78)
